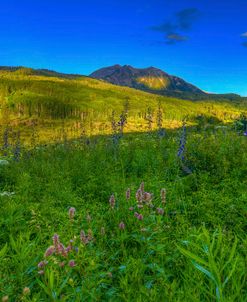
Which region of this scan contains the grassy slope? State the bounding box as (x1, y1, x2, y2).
(0, 70, 246, 144)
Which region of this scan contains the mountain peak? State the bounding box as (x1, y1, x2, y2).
(90, 64, 204, 98)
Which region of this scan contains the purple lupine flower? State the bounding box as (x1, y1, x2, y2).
(119, 222, 125, 230)
(69, 207, 76, 220)
(157, 208, 164, 215)
(244, 131, 247, 136)
(68, 260, 76, 267)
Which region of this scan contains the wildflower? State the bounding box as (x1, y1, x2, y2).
(129, 207, 134, 211)
(139, 182, 145, 193)
(244, 131, 247, 136)
(157, 208, 164, 215)
(68, 260, 76, 267)
(109, 194, 115, 209)
(135, 189, 143, 203)
(2, 296, 9, 302)
(38, 270, 44, 275)
(161, 188, 166, 204)
(141, 228, 148, 232)
(69, 207, 76, 220)
(44, 246, 55, 257)
(53, 234, 60, 247)
(135, 212, 143, 220)
(137, 204, 143, 209)
(80, 230, 89, 244)
(38, 261, 48, 269)
(143, 192, 152, 202)
(126, 188, 131, 200)
(137, 214, 143, 220)
(119, 221, 125, 230)
(23, 287, 30, 296)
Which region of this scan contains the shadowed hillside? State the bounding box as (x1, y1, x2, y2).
(0, 67, 246, 144)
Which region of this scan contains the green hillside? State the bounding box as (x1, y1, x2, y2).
(0, 67, 246, 144)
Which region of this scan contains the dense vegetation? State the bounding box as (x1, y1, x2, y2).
(0, 70, 247, 301)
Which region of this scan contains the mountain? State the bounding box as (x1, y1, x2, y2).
(90, 65, 242, 101)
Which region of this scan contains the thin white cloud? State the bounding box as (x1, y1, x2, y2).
(241, 32, 247, 37)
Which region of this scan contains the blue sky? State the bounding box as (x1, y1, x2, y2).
(0, 0, 247, 95)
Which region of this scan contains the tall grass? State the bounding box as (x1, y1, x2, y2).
(0, 127, 246, 301)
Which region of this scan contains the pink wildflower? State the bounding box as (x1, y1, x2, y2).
(129, 207, 134, 211)
(135, 189, 143, 203)
(109, 194, 115, 209)
(68, 260, 76, 267)
(44, 246, 55, 257)
(143, 192, 152, 202)
(38, 270, 44, 275)
(38, 261, 48, 269)
(119, 221, 125, 230)
(137, 214, 143, 220)
(69, 207, 76, 220)
(157, 208, 164, 215)
(134, 212, 139, 218)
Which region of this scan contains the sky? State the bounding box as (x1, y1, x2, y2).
(0, 0, 247, 95)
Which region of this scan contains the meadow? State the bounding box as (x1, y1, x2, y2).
(0, 70, 247, 301)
